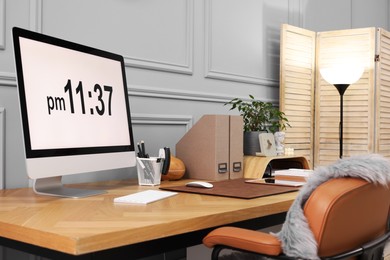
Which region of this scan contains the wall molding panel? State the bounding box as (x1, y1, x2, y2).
(0, 72, 16, 87)
(204, 0, 290, 86)
(123, 0, 194, 75)
(0, 0, 5, 50)
(131, 113, 193, 132)
(33, 0, 194, 75)
(29, 0, 43, 32)
(388, 1, 390, 30)
(0, 107, 4, 189)
(123, 53, 193, 75)
(128, 85, 278, 104)
(205, 69, 279, 87)
(29, 0, 304, 80)
(288, 0, 303, 27)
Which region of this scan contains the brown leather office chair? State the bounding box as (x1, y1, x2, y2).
(203, 178, 390, 259)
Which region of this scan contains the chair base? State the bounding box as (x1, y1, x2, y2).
(212, 246, 293, 260)
(212, 231, 390, 260)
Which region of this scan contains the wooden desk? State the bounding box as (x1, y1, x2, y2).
(0, 179, 297, 259)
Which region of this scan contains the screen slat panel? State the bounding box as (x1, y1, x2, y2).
(315, 27, 376, 166)
(280, 24, 316, 167)
(376, 28, 390, 158)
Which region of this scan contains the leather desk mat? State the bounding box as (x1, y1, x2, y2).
(160, 178, 299, 199)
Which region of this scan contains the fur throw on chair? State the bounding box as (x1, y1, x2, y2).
(275, 153, 390, 259)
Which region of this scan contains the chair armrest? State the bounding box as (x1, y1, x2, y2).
(203, 226, 282, 256)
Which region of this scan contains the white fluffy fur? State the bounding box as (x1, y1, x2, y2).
(274, 154, 390, 259)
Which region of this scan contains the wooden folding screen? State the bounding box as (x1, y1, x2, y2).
(280, 24, 390, 167)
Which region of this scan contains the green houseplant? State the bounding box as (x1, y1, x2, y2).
(225, 95, 290, 155)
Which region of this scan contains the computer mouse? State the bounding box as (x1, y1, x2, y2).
(186, 181, 214, 189)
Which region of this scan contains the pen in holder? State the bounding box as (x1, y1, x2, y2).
(136, 157, 162, 186)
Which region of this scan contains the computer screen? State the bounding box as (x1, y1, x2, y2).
(12, 27, 136, 198)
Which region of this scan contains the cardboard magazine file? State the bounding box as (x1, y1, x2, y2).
(229, 115, 244, 179)
(176, 115, 243, 181)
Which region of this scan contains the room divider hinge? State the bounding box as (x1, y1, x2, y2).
(375, 54, 380, 62)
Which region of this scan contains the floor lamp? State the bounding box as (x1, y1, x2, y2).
(320, 66, 364, 159)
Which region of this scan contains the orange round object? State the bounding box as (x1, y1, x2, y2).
(161, 156, 185, 181)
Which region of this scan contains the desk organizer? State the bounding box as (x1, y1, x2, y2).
(136, 157, 162, 186)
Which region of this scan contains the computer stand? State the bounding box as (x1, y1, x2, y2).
(33, 176, 106, 198)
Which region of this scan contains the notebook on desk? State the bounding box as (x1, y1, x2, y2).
(114, 190, 178, 205)
(160, 178, 299, 199)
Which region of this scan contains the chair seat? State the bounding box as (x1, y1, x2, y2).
(203, 226, 282, 256)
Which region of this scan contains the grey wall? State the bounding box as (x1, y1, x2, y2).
(0, 1, 389, 188)
(1, 0, 390, 259)
(1, 0, 389, 190)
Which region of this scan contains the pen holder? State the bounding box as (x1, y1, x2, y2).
(136, 157, 162, 186)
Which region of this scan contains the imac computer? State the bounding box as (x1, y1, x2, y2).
(12, 27, 136, 198)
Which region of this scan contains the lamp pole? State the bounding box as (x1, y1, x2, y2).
(334, 84, 350, 159)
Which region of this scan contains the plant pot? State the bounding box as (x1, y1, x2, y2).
(243, 131, 265, 155)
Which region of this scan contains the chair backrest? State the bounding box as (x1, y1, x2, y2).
(304, 177, 390, 258)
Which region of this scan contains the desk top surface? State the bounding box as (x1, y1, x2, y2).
(0, 179, 297, 255)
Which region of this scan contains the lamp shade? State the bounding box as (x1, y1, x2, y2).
(320, 66, 364, 85)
